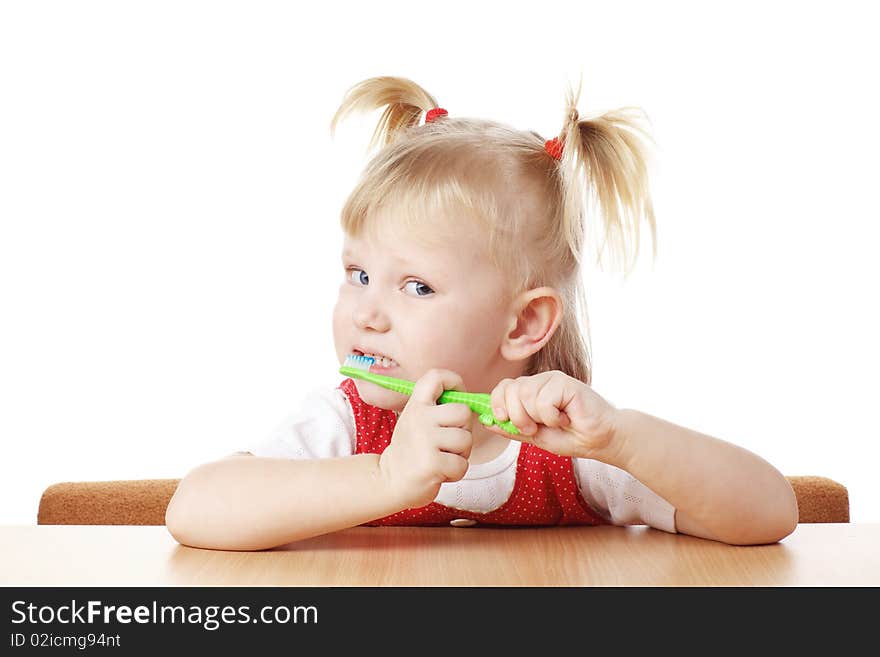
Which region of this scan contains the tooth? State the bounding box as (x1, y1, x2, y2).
(364, 353, 396, 367)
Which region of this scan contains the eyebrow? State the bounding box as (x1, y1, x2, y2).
(342, 248, 416, 268)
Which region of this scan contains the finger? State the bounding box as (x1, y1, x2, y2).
(517, 376, 548, 431)
(490, 378, 513, 422)
(438, 452, 469, 482)
(435, 427, 473, 459)
(504, 382, 538, 436)
(409, 369, 466, 407)
(431, 402, 473, 429)
(533, 375, 571, 428)
(485, 421, 534, 445)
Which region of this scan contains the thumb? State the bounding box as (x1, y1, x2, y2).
(409, 369, 466, 406)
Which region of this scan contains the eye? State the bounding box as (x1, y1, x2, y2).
(404, 280, 435, 297)
(347, 268, 369, 286)
(346, 267, 433, 297)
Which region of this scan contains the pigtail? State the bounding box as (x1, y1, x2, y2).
(329, 76, 441, 153)
(556, 77, 657, 277)
(527, 79, 658, 383)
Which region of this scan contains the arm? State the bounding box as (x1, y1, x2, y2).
(487, 371, 799, 546)
(603, 409, 799, 545)
(166, 369, 474, 551)
(165, 452, 403, 551)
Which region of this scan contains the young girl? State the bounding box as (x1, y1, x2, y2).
(165, 76, 799, 551)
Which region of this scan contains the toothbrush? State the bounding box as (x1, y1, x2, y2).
(340, 354, 521, 435)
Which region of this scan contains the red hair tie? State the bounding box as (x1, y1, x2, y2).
(544, 137, 564, 161)
(425, 107, 448, 123)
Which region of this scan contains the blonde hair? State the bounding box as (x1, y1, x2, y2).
(330, 76, 656, 385)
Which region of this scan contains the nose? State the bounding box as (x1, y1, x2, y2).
(352, 287, 390, 332)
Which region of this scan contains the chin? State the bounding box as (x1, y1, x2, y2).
(353, 379, 408, 412)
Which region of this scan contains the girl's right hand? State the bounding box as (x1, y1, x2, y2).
(378, 369, 474, 509)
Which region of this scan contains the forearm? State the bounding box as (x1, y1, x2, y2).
(165, 454, 401, 551)
(600, 409, 798, 545)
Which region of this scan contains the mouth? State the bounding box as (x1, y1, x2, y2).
(351, 348, 400, 370)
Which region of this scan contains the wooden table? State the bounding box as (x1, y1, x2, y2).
(1, 523, 878, 586)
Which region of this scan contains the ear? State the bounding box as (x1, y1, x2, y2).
(499, 287, 563, 362)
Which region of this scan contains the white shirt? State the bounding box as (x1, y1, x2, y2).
(248, 386, 677, 533)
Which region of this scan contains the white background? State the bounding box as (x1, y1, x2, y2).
(1, 1, 877, 525)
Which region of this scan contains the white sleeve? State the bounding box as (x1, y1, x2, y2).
(573, 458, 677, 534)
(246, 387, 356, 459)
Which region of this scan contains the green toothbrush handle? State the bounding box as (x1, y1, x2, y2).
(339, 367, 416, 395)
(437, 390, 521, 435)
(338, 367, 520, 435)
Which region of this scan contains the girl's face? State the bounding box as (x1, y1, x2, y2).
(332, 218, 518, 412)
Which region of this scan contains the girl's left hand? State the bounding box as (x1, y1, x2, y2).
(485, 370, 620, 459)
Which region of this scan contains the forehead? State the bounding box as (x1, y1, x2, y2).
(349, 202, 457, 250)
(343, 230, 454, 267)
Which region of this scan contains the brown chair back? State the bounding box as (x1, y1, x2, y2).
(37, 475, 849, 526)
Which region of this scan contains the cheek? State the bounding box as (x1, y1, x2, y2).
(416, 308, 492, 363)
(453, 311, 506, 354)
(331, 296, 349, 344)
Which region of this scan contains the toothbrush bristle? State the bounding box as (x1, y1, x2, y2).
(344, 353, 376, 370)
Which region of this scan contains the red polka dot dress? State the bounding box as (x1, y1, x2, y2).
(338, 378, 608, 527)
